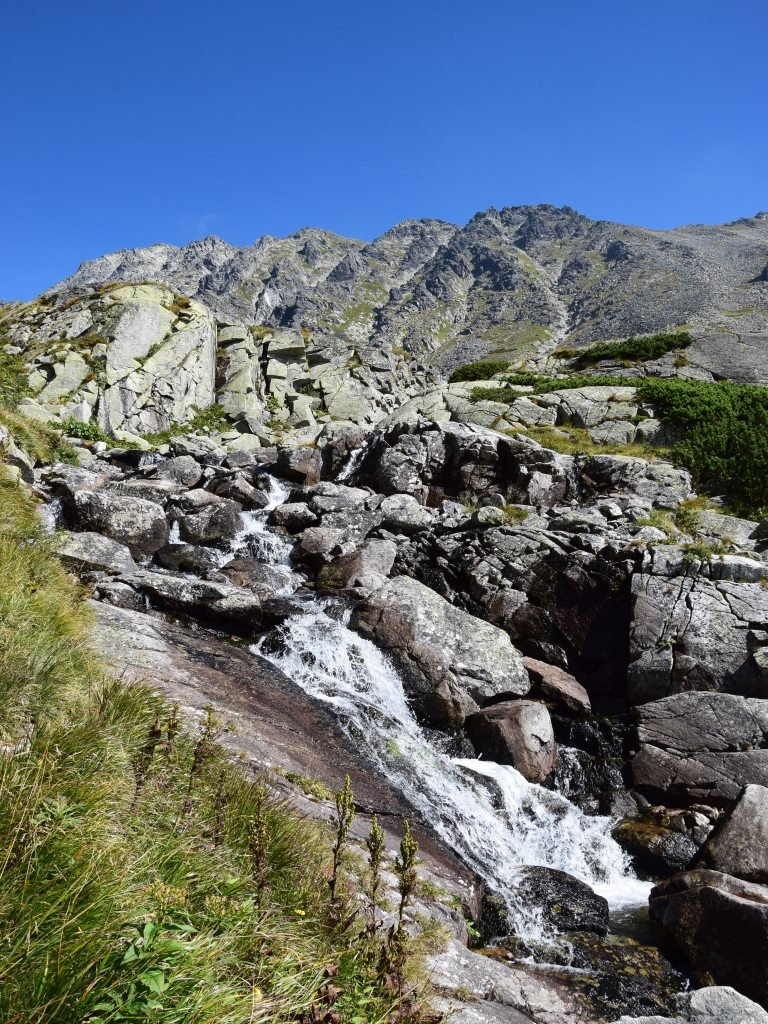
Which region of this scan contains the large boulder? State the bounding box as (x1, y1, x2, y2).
(632, 692, 768, 808)
(649, 869, 768, 1009)
(316, 539, 397, 594)
(628, 547, 768, 704)
(351, 576, 529, 730)
(110, 568, 263, 634)
(523, 656, 591, 716)
(617, 986, 768, 1023)
(464, 701, 557, 782)
(175, 500, 243, 548)
(515, 866, 609, 935)
(699, 785, 768, 882)
(69, 490, 168, 559)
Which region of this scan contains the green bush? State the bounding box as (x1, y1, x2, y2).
(0, 348, 31, 405)
(559, 331, 692, 367)
(635, 377, 768, 515)
(448, 358, 510, 383)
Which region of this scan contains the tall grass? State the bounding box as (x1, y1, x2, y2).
(0, 467, 433, 1023)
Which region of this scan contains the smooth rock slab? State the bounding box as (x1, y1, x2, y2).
(632, 692, 768, 807)
(351, 576, 529, 730)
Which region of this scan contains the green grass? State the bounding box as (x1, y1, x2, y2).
(141, 404, 232, 446)
(0, 462, 439, 1023)
(557, 331, 692, 367)
(513, 424, 661, 459)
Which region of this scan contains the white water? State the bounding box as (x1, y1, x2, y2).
(254, 597, 649, 938)
(216, 476, 300, 594)
(336, 446, 366, 482)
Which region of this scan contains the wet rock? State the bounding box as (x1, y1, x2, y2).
(632, 692, 768, 807)
(219, 557, 293, 595)
(68, 490, 168, 559)
(316, 539, 397, 594)
(650, 869, 768, 1008)
(617, 985, 768, 1023)
(465, 701, 557, 782)
(516, 866, 609, 934)
(523, 656, 591, 716)
(612, 814, 701, 878)
(351, 576, 530, 730)
(207, 471, 269, 510)
(176, 499, 243, 548)
(55, 530, 138, 576)
(699, 785, 768, 882)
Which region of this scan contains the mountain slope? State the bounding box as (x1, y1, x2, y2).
(51, 205, 768, 368)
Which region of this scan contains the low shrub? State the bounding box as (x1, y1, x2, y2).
(558, 331, 692, 367)
(449, 358, 510, 383)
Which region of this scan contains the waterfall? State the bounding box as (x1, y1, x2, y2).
(254, 599, 649, 939)
(336, 446, 366, 482)
(219, 474, 297, 577)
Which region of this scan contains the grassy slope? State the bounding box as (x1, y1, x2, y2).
(0, 467, 428, 1024)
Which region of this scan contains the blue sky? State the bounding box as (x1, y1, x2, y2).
(2, 0, 766, 299)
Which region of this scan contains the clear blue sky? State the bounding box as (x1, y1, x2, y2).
(2, 0, 766, 299)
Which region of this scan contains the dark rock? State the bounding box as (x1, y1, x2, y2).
(207, 472, 269, 510)
(176, 499, 243, 548)
(465, 701, 557, 782)
(275, 446, 322, 484)
(612, 815, 700, 878)
(155, 543, 222, 575)
(650, 869, 768, 1008)
(516, 866, 609, 934)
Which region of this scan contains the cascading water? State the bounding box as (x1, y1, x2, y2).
(336, 446, 366, 482)
(255, 598, 648, 939)
(241, 473, 648, 940)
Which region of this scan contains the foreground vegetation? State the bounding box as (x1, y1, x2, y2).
(0, 465, 438, 1023)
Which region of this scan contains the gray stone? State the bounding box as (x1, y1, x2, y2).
(700, 785, 768, 882)
(69, 490, 168, 559)
(617, 986, 768, 1023)
(176, 500, 242, 548)
(523, 656, 591, 715)
(55, 530, 137, 575)
(150, 455, 204, 488)
(632, 692, 768, 807)
(316, 539, 397, 593)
